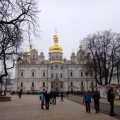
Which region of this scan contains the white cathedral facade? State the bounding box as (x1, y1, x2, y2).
(14, 33, 96, 92)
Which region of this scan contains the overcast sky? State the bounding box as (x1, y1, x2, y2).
(22, 0, 120, 60)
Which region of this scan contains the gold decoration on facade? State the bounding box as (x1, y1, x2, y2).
(27, 43, 33, 55)
(50, 60, 63, 63)
(49, 33, 63, 53)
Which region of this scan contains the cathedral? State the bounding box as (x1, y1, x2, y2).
(14, 32, 96, 92)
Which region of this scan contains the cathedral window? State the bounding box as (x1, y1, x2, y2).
(51, 66, 53, 69)
(43, 72, 45, 76)
(21, 82, 23, 87)
(71, 82, 73, 86)
(81, 82, 83, 86)
(70, 72, 72, 76)
(51, 74, 53, 78)
(32, 82, 34, 87)
(61, 74, 62, 78)
(91, 82, 93, 85)
(51, 84, 53, 88)
(81, 72, 83, 76)
(21, 72, 23, 76)
(43, 82, 45, 87)
(32, 72, 34, 76)
(91, 71, 93, 76)
(61, 85, 62, 88)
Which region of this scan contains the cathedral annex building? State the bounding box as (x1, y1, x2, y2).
(14, 32, 96, 92)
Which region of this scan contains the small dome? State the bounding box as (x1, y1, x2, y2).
(17, 57, 22, 61)
(71, 52, 75, 56)
(79, 44, 82, 50)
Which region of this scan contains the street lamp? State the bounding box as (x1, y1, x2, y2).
(86, 71, 88, 90)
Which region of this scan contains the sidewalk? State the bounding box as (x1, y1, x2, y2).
(69, 94, 120, 106)
(0, 94, 118, 120)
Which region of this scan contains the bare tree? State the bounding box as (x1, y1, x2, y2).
(0, 0, 40, 94)
(82, 30, 120, 86)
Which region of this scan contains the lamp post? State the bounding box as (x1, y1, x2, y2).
(86, 71, 88, 90)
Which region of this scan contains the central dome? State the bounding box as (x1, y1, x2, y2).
(49, 33, 63, 53)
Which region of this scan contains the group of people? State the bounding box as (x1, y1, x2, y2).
(83, 90, 100, 114)
(40, 90, 64, 110)
(83, 89, 115, 116)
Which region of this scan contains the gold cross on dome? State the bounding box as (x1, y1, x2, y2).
(72, 49, 74, 52)
(41, 49, 43, 52)
(55, 27, 57, 34)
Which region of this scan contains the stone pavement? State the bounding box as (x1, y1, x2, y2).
(0, 94, 118, 120)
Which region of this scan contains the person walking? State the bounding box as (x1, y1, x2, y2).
(83, 90, 91, 113)
(45, 91, 50, 110)
(50, 90, 53, 104)
(18, 89, 22, 99)
(53, 91, 57, 104)
(40, 92, 45, 109)
(60, 92, 64, 102)
(108, 89, 115, 116)
(92, 91, 100, 113)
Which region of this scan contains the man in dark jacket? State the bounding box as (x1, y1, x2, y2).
(50, 90, 53, 104)
(45, 91, 50, 110)
(53, 91, 57, 104)
(108, 90, 115, 116)
(18, 89, 22, 99)
(92, 91, 100, 113)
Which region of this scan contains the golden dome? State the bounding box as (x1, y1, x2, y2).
(79, 44, 82, 50)
(49, 33, 63, 53)
(27, 50, 31, 55)
(27, 43, 33, 55)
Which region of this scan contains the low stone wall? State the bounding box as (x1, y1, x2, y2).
(0, 96, 11, 102)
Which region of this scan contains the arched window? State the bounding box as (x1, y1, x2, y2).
(81, 82, 83, 86)
(51, 73, 53, 78)
(32, 72, 34, 76)
(81, 72, 83, 76)
(43, 82, 45, 87)
(91, 71, 93, 76)
(70, 72, 72, 76)
(43, 72, 45, 76)
(21, 82, 23, 87)
(21, 72, 23, 76)
(32, 82, 34, 87)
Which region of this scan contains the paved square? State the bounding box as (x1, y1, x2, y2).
(0, 94, 118, 120)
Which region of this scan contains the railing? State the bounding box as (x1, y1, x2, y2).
(69, 91, 95, 96)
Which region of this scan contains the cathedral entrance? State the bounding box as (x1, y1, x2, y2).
(52, 74, 62, 92)
(56, 87, 58, 92)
